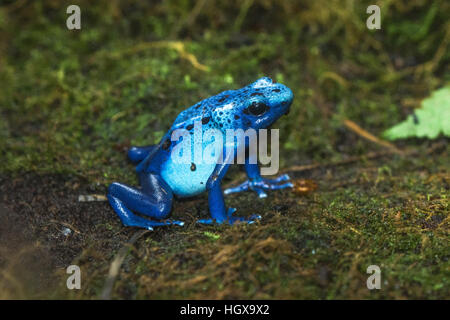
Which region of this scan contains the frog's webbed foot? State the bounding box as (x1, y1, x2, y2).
(197, 208, 261, 225)
(227, 208, 262, 225)
(224, 174, 293, 198)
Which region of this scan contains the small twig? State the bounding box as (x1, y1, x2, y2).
(319, 71, 350, 89)
(343, 119, 403, 154)
(100, 41, 210, 72)
(78, 194, 107, 202)
(100, 230, 150, 300)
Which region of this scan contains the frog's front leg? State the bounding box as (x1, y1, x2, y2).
(107, 173, 184, 230)
(224, 161, 293, 198)
(198, 160, 261, 225)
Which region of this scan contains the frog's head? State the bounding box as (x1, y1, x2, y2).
(237, 77, 293, 130)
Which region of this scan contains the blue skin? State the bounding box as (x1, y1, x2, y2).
(108, 77, 294, 230)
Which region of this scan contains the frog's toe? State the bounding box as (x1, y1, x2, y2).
(223, 181, 249, 195)
(225, 175, 293, 197)
(226, 207, 237, 216)
(197, 208, 235, 225)
(266, 173, 291, 184)
(197, 218, 214, 225)
(197, 208, 260, 225)
(166, 220, 185, 226)
(119, 214, 156, 230)
(263, 181, 294, 190)
(124, 217, 184, 229)
(258, 174, 293, 191)
(228, 214, 262, 225)
(253, 187, 268, 198)
(227, 208, 260, 224)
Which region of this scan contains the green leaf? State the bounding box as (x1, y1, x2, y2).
(384, 86, 450, 140)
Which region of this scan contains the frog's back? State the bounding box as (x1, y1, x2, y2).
(158, 89, 244, 197)
(171, 90, 234, 129)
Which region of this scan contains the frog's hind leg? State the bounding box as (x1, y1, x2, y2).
(107, 174, 184, 230)
(128, 145, 156, 163)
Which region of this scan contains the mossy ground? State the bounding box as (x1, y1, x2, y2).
(0, 0, 448, 299)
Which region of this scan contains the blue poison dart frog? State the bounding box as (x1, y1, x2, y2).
(108, 77, 294, 230)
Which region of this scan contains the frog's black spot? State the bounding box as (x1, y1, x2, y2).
(243, 108, 250, 115)
(162, 139, 171, 150)
(227, 119, 231, 123)
(219, 111, 223, 115)
(251, 92, 264, 96)
(202, 117, 210, 125)
(190, 163, 196, 171)
(186, 124, 194, 130)
(272, 89, 281, 92)
(219, 123, 223, 127)
(234, 115, 240, 120)
(200, 181, 204, 184)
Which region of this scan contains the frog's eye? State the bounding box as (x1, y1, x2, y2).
(247, 102, 268, 116)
